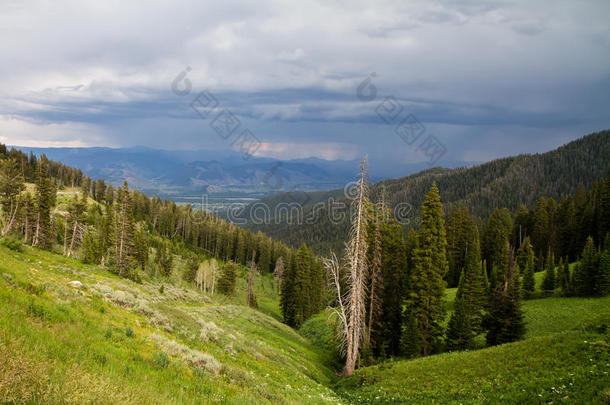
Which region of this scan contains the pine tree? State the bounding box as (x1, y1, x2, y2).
(65, 193, 87, 257)
(541, 249, 556, 292)
(280, 252, 297, 325)
(558, 257, 571, 295)
(446, 206, 475, 288)
(573, 237, 599, 296)
(379, 219, 406, 357)
(483, 208, 513, 275)
(292, 243, 313, 328)
(257, 234, 272, 274)
(520, 238, 536, 296)
(446, 275, 470, 350)
(403, 182, 448, 357)
(532, 198, 550, 256)
(32, 159, 55, 249)
(598, 234, 610, 296)
(484, 243, 526, 346)
(155, 242, 173, 277)
(446, 230, 486, 350)
(0, 158, 25, 236)
(247, 252, 258, 309)
(133, 225, 149, 271)
(217, 262, 238, 296)
(115, 182, 135, 277)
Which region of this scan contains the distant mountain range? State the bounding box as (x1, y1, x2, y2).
(12, 145, 473, 197)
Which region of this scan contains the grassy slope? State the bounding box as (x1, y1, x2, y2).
(0, 244, 341, 404)
(334, 272, 610, 404)
(2, 239, 610, 404)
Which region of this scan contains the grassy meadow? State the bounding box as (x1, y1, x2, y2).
(0, 244, 340, 404)
(1, 240, 609, 404)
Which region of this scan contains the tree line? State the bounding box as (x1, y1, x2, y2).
(0, 144, 326, 317)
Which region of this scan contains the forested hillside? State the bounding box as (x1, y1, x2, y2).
(0, 143, 327, 327)
(242, 130, 610, 253)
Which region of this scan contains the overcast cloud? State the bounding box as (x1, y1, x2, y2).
(1, 0, 609, 165)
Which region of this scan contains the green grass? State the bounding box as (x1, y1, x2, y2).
(336, 329, 610, 404)
(335, 269, 610, 404)
(0, 244, 341, 404)
(2, 241, 609, 404)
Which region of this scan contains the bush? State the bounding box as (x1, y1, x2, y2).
(152, 352, 170, 369)
(125, 326, 134, 337)
(0, 235, 23, 252)
(199, 321, 223, 343)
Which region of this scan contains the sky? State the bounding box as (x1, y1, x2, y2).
(1, 0, 609, 166)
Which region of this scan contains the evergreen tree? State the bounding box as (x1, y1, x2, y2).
(81, 228, 103, 264)
(558, 257, 571, 295)
(280, 252, 297, 325)
(115, 182, 135, 277)
(519, 238, 536, 296)
(257, 233, 272, 273)
(446, 205, 474, 287)
(155, 242, 173, 277)
(484, 243, 526, 346)
(403, 182, 448, 357)
(133, 225, 149, 271)
(94, 178, 106, 203)
(32, 159, 55, 249)
(541, 249, 556, 292)
(378, 219, 406, 356)
(291, 243, 314, 328)
(217, 262, 238, 296)
(483, 208, 513, 275)
(598, 234, 610, 296)
(531, 198, 550, 256)
(0, 158, 25, 236)
(446, 230, 486, 350)
(65, 193, 87, 257)
(572, 237, 599, 296)
(247, 253, 258, 309)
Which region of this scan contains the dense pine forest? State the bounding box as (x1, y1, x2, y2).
(243, 130, 610, 254)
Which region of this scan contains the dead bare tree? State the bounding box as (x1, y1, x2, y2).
(273, 256, 285, 290)
(324, 157, 369, 377)
(247, 251, 258, 309)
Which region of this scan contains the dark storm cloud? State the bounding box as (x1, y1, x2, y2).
(0, 0, 609, 161)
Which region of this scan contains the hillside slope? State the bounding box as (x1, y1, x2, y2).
(0, 244, 341, 404)
(241, 130, 610, 253)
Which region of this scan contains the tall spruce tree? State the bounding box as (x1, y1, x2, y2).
(483, 208, 513, 275)
(0, 158, 25, 236)
(541, 249, 556, 292)
(378, 218, 406, 357)
(558, 257, 571, 295)
(217, 262, 238, 296)
(598, 234, 610, 296)
(446, 230, 486, 350)
(115, 182, 135, 277)
(572, 237, 599, 296)
(33, 159, 55, 249)
(484, 242, 526, 345)
(519, 237, 536, 296)
(446, 205, 475, 288)
(403, 182, 448, 357)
